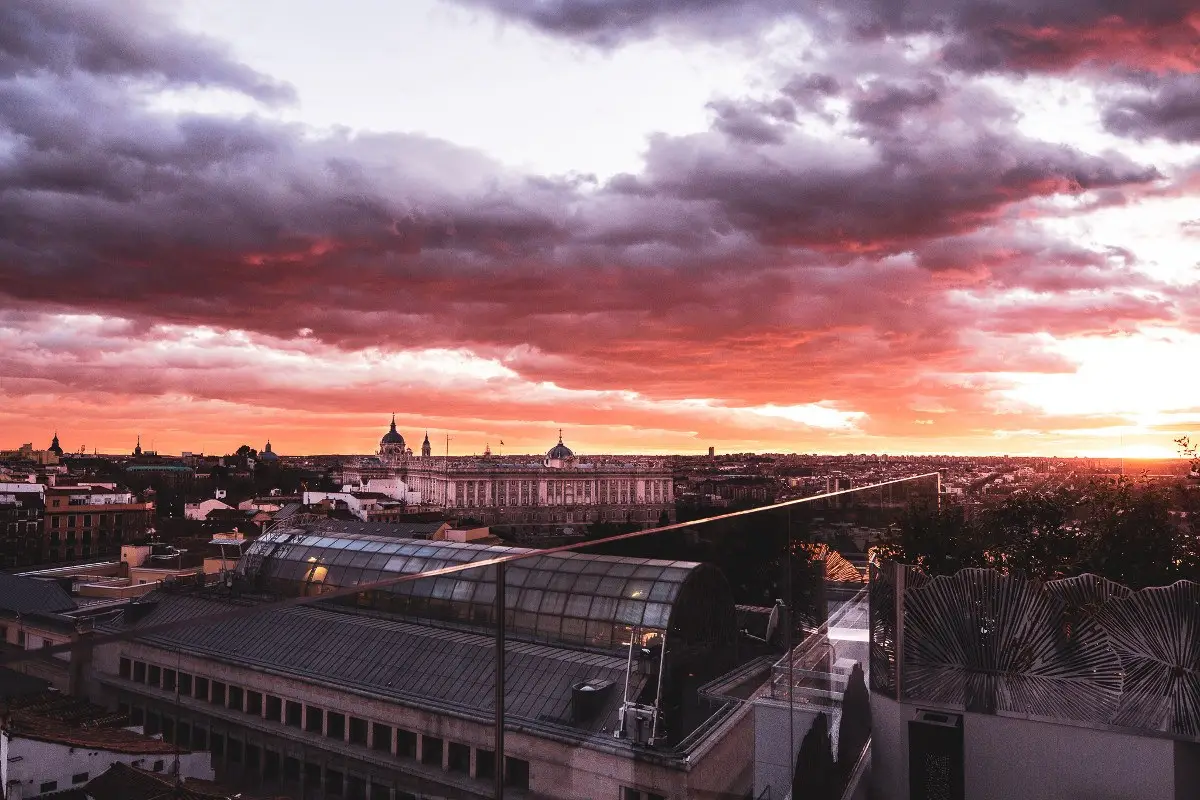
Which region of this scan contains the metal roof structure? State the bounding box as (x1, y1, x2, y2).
(238, 528, 729, 653)
(0, 573, 76, 614)
(117, 592, 639, 736)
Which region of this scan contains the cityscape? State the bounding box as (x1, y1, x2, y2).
(2, 1, 1199, 800)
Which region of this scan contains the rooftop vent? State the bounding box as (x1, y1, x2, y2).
(571, 678, 614, 723)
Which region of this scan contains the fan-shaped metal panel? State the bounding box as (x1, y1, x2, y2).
(901, 569, 1122, 722)
(869, 561, 896, 695)
(1093, 581, 1200, 738)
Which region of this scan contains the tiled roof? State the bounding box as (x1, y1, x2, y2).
(8, 692, 184, 755)
(84, 762, 281, 800)
(119, 592, 639, 735)
(299, 518, 447, 538)
(0, 573, 76, 613)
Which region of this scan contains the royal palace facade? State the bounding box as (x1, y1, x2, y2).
(340, 420, 676, 532)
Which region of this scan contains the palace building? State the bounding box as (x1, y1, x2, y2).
(340, 421, 675, 533)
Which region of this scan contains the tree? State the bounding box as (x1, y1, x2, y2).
(876, 501, 993, 576)
(837, 664, 872, 786)
(234, 444, 257, 460)
(792, 712, 836, 800)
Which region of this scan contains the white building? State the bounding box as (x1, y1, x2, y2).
(183, 498, 234, 521)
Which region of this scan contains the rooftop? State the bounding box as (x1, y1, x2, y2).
(6, 690, 185, 755)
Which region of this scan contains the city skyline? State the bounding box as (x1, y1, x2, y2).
(2, 1, 1198, 458)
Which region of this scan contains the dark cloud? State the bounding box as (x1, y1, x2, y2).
(0, 0, 1183, 441)
(0, 0, 293, 101)
(1103, 74, 1200, 142)
(452, 0, 1200, 73)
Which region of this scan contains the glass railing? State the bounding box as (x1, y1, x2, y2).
(3, 473, 942, 800)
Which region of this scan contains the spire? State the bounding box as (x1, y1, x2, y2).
(391, 412, 397, 429)
(558, 428, 563, 445)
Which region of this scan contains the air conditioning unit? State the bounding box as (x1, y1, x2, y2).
(616, 703, 658, 746)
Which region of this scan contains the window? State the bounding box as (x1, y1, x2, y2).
(194, 676, 209, 700)
(72, 772, 89, 784)
(304, 762, 321, 788)
(284, 756, 301, 783)
(145, 712, 161, 736)
(326, 768, 344, 796)
(421, 736, 443, 766)
(178, 672, 192, 696)
(247, 690, 263, 715)
(264, 749, 280, 780)
(210, 732, 225, 757)
(475, 748, 496, 780)
(211, 681, 226, 706)
(16, 631, 24, 647)
(67, 515, 75, 527)
(177, 723, 191, 748)
(349, 716, 368, 745)
(119, 657, 131, 679)
(40, 782, 57, 794)
(153, 760, 165, 772)
(305, 706, 323, 734)
(447, 742, 470, 773)
(396, 728, 417, 758)
(371, 722, 392, 752)
(228, 685, 244, 711)
(162, 668, 176, 691)
(228, 738, 244, 763)
(246, 743, 260, 769)
(326, 711, 346, 740)
(265, 695, 282, 721)
(130, 706, 145, 726)
(193, 726, 207, 751)
(370, 782, 391, 800)
(285, 700, 303, 727)
(505, 757, 530, 790)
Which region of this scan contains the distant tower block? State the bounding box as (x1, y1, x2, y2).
(708, 447, 715, 458)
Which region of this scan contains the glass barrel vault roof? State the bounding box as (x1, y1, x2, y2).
(238, 528, 716, 652)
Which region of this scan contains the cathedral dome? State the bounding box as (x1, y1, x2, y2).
(381, 415, 406, 448)
(547, 431, 574, 460)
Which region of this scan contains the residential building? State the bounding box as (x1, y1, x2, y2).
(42, 487, 153, 565)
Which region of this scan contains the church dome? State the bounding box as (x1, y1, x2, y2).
(381, 415, 406, 448)
(260, 441, 279, 461)
(547, 431, 574, 460)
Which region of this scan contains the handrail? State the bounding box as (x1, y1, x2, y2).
(0, 473, 938, 667)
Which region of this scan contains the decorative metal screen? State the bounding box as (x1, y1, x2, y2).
(870, 562, 1200, 742)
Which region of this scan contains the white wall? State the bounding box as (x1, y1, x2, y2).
(2, 732, 213, 798)
(752, 700, 832, 800)
(872, 694, 1181, 800)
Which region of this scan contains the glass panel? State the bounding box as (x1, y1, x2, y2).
(585, 620, 613, 648)
(615, 599, 644, 625)
(649, 581, 677, 602)
(507, 568, 530, 587)
(590, 596, 617, 620)
(564, 594, 593, 617)
(560, 617, 587, 643)
(642, 602, 671, 628)
(625, 580, 653, 600)
(597, 577, 626, 596)
(431, 578, 457, 599)
(473, 582, 496, 605)
(549, 573, 579, 591)
(517, 589, 543, 612)
(535, 614, 562, 639)
(605, 562, 637, 577)
(572, 575, 601, 593)
(540, 591, 567, 615)
(525, 570, 553, 589)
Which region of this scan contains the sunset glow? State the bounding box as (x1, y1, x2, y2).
(1, 0, 1198, 456)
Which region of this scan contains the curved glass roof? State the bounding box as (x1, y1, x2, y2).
(238, 528, 717, 652)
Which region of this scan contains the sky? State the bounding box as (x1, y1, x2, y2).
(1, 0, 1198, 457)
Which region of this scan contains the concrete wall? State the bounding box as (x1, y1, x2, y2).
(2, 732, 212, 799)
(872, 694, 1186, 800)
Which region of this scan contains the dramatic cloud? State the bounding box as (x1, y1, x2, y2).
(0, 0, 1195, 456)
(451, 0, 1200, 72)
(1103, 74, 1200, 142)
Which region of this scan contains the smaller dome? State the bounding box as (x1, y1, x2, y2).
(260, 441, 278, 461)
(381, 414, 406, 446)
(547, 430, 574, 460)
